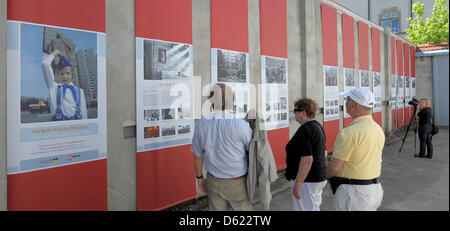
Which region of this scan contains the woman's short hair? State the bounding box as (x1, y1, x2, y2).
(294, 98, 317, 118)
(420, 98, 432, 108)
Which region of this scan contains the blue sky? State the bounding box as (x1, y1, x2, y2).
(20, 23, 97, 98)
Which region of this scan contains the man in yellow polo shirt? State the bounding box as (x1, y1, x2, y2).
(326, 88, 385, 211)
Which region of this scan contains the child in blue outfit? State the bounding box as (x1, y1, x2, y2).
(42, 49, 87, 121)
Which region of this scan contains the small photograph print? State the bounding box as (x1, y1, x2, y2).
(280, 97, 287, 110)
(374, 73, 381, 87)
(280, 113, 287, 120)
(412, 79, 416, 88)
(399, 77, 404, 88)
(161, 126, 176, 137)
(20, 23, 99, 124)
(326, 109, 329, 115)
(217, 49, 247, 83)
(335, 108, 338, 114)
(265, 56, 287, 84)
(345, 69, 355, 87)
(144, 109, 159, 122)
(335, 100, 338, 106)
(391, 76, 396, 88)
(326, 101, 330, 106)
(144, 126, 160, 139)
(405, 77, 410, 88)
(360, 71, 370, 87)
(162, 108, 176, 120)
(144, 39, 191, 80)
(325, 66, 338, 86)
(177, 124, 191, 135)
(178, 107, 191, 119)
(265, 102, 271, 111)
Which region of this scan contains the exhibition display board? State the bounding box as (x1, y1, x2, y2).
(358, 21, 370, 91)
(397, 40, 404, 127)
(135, 0, 196, 211)
(391, 36, 397, 129)
(6, 0, 107, 210)
(372, 28, 382, 127)
(404, 43, 411, 125)
(342, 13, 356, 128)
(260, 0, 289, 168)
(321, 4, 339, 152)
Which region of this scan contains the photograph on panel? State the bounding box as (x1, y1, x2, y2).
(374, 72, 381, 87)
(144, 126, 160, 139)
(265, 56, 287, 84)
(20, 24, 99, 123)
(399, 76, 404, 88)
(412, 78, 416, 88)
(144, 109, 160, 122)
(177, 124, 191, 135)
(360, 70, 370, 87)
(405, 77, 410, 89)
(324, 66, 338, 86)
(345, 68, 355, 87)
(161, 125, 176, 137)
(143, 39, 192, 80)
(217, 49, 247, 83)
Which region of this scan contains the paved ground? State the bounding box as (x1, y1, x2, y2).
(261, 126, 449, 211)
(169, 127, 448, 211)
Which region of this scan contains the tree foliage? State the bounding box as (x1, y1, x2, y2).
(406, 0, 449, 44)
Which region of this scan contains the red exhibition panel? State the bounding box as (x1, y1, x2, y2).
(396, 40, 403, 76)
(392, 109, 396, 129)
(396, 40, 404, 127)
(137, 146, 196, 211)
(7, 0, 107, 211)
(324, 120, 340, 152)
(321, 4, 338, 66)
(404, 44, 410, 125)
(343, 117, 352, 128)
(373, 112, 382, 128)
(371, 28, 381, 72)
(8, 160, 107, 211)
(211, 0, 248, 52)
(358, 21, 369, 71)
(342, 13, 355, 69)
(135, 0, 196, 211)
(260, 0, 288, 169)
(410, 46, 416, 77)
(404, 43, 410, 77)
(321, 4, 339, 152)
(260, 0, 287, 58)
(267, 128, 289, 169)
(342, 13, 354, 128)
(391, 37, 396, 74)
(135, 0, 192, 44)
(7, 0, 105, 33)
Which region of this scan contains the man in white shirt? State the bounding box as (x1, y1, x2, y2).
(42, 49, 87, 121)
(191, 83, 253, 211)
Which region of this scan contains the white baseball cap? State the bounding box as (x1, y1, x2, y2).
(340, 88, 375, 108)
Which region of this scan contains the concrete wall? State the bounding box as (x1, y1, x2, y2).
(415, 56, 434, 103)
(105, 0, 137, 211)
(0, 0, 7, 211)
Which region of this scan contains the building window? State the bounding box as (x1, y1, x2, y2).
(379, 8, 401, 33)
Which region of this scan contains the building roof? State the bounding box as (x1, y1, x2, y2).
(416, 42, 449, 52)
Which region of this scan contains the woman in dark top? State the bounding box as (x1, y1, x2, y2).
(285, 98, 327, 211)
(415, 98, 433, 159)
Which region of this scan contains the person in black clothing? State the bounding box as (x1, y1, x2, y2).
(415, 98, 433, 159)
(285, 98, 328, 211)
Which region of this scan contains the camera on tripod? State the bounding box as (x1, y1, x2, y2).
(408, 98, 420, 107)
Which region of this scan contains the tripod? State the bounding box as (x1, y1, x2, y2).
(399, 106, 418, 154)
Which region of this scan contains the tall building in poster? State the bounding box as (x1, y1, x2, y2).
(76, 48, 97, 106)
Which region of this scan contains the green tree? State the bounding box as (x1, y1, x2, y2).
(406, 0, 449, 44)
